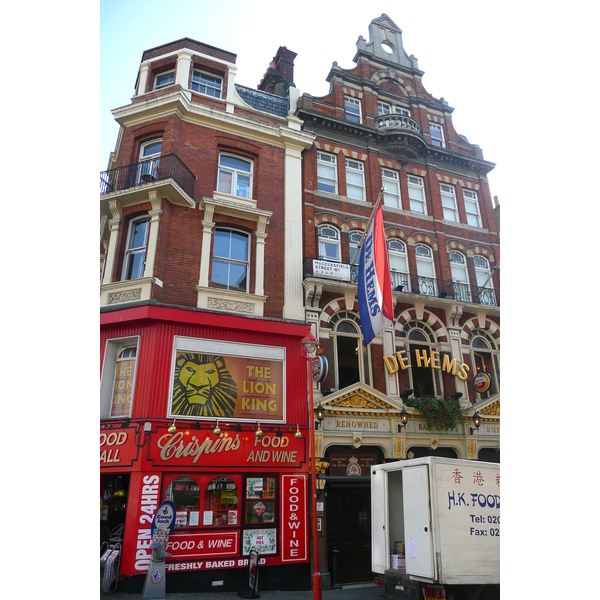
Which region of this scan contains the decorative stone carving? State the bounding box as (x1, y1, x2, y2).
(107, 288, 142, 304)
(207, 297, 254, 313)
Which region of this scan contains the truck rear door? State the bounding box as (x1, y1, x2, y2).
(371, 467, 388, 574)
(402, 465, 434, 579)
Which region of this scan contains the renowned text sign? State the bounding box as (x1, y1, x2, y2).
(149, 430, 306, 469)
(280, 475, 308, 562)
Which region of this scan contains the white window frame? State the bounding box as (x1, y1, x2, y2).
(154, 69, 175, 90)
(345, 159, 366, 201)
(138, 138, 162, 183)
(211, 228, 250, 293)
(382, 168, 401, 208)
(474, 256, 497, 306)
(378, 101, 391, 116)
(430, 122, 445, 148)
(395, 107, 411, 117)
(122, 216, 150, 281)
(100, 337, 140, 420)
(345, 96, 362, 123)
(388, 239, 410, 292)
(449, 251, 471, 302)
(407, 175, 427, 214)
(349, 230, 362, 270)
(217, 153, 253, 199)
(440, 184, 459, 222)
(317, 151, 338, 194)
(191, 70, 223, 98)
(318, 224, 341, 262)
(415, 244, 437, 296)
(463, 189, 482, 227)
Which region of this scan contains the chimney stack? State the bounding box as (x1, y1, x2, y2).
(258, 46, 297, 97)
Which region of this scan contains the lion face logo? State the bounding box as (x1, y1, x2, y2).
(171, 353, 238, 418)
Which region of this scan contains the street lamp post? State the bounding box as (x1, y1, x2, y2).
(300, 332, 322, 600)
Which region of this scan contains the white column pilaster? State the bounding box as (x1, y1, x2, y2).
(143, 192, 163, 279)
(198, 203, 215, 288)
(102, 199, 122, 285)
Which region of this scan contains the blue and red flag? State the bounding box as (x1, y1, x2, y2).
(357, 201, 394, 345)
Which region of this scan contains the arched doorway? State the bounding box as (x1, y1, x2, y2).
(478, 447, 500, 463)
(323, 446, 384, 585)
(406, 446, 458, 459)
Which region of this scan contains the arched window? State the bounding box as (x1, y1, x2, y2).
(211, 229, 250, 292)
(474, 256, 497, 306)
(109, 346, 137, 418)
(138, 138, 162, 183)
(318, 225, 341, 262)
(402, 321, 442, 398)
(468, 329, 500, 400)
(449, 251, 471, 302)
(388, 239, 410, 292)
(348, 231, 362, 283)
(329, 311, 371, 390)
(122, 216, 150, 281)
(415, 244, 437, 296)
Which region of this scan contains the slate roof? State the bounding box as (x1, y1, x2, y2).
(235, 85, 289, 118)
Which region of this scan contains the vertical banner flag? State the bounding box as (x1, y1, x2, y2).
(357, 201, 394, 345)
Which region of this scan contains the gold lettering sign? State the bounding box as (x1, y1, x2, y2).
(383, 351, 470, 381)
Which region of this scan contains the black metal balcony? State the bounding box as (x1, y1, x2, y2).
(100, 153, 195, 200)
(303, 258, 499, 307)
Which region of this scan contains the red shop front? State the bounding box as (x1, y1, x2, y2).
(101, 421, 310, 593)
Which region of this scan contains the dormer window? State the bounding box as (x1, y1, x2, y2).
(191, 70, 223, 98)
(153, 70, 175, 90)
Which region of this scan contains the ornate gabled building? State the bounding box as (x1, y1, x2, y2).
(296, 15, 500, 586)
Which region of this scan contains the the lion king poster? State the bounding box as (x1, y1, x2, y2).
(169, 337, 285, 421)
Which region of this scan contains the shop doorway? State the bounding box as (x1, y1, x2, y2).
(326, 484, 371, 584)
(101, 474, 130, 548)
(323, 446, 383, 585)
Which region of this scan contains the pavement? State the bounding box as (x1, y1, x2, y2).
(104, 583, 387, 600)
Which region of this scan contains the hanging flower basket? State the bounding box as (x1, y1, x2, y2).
(405, 396, 467, 432)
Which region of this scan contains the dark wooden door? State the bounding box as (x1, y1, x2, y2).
(326, 486, 372, 584)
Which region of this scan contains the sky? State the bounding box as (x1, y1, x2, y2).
(100, 0, 522, 202)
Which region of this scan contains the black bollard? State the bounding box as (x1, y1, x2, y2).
(332, 547, 342, 589)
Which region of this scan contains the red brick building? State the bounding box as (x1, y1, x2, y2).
(296, 15, 500, 586)
(100, 39, 316, 593)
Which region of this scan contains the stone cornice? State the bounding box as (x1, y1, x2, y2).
(112, 89, 315, 151)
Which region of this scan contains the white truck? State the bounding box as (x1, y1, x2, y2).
(371, 457, 500, 600)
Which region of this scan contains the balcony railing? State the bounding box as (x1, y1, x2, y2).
(304, 258, 499, 307)
(100, 153, 195, 199)
(376, 114, 422, 135)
